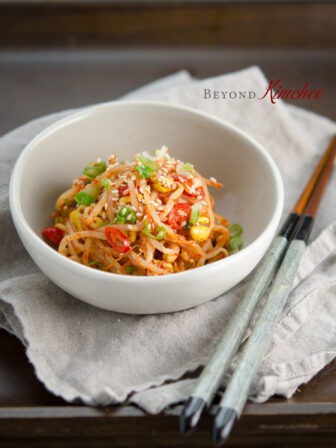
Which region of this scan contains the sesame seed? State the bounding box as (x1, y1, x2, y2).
(111, 189, 119, 195)
(197, 195, 203, 200)
(112, 198, 118, 201)
(136, 212, 143, 217)
(104, 203, 108, 210)
(102, 211, 106, 220)
(96, 157, 101, 163)
(210, 176, 217, 182)
(121, 208, 127, 216)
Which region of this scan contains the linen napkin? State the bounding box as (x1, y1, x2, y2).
(0, 67, 335, 414)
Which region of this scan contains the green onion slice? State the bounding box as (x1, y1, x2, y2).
(75, 191, 95, 206)
(101, 178, 112, 188)
(156, 227, 167, 241)
(114, 206, 136, 224)
(135, 155, 158, 178)
(229, 236, 244, 253)
(135, 165, 153, 179)
(229, 223, 243, 238)
(189, 203, 200, 225)
(143, 218, 167, 241)
(83, 161, 107, 179)
(88, 260, 102, 269)
(181, 163, 195, 174)
(137, 155, 158, 171)
(86, 184, 100, 199)
(125, 265, 138, 275)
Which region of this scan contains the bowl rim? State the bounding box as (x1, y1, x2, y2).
(9, 99, 284, 284)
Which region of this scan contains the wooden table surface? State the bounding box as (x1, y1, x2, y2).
(0, 1, 336, 444)
(0, 329, 335, 448)
(0, 48, 335, 136)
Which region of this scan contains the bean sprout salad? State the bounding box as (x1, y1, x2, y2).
(42, 147, 243, 276)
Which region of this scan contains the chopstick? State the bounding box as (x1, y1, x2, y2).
(180, 135, 336, 438)
(211, 135, 336, 445)
(212, 136, 336, 445)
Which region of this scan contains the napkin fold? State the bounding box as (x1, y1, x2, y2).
(1, 67, 335, 414)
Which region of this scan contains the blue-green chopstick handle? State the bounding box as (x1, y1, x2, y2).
(217, 238, 306, 417)
(191, 235, 288, 406)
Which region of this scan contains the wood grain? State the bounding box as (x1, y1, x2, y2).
(0, 2, 335, 48)
(0, 48, 335, 138)
(0, 330, 335, 447)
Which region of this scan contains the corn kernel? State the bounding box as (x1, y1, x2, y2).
(120, 195, 131, 204)
(163, 253, 178, 263)
(162, 262, 174, 272)
(89, 217, 107, 229)
(198, 216, 209, 225)
(190, 225, 211, 242)
(70, 210, 82, 231)
(180, 249, 190, 262)
(128, 230, 137, 243)
(153, 177, 174, 193)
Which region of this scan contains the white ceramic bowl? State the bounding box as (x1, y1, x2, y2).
(10, 101, 283, 314)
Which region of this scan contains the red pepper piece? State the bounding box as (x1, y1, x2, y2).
(118, 185, 128, 196)
(167, 203, 191, 230)
(42, 226, 64, 247)
(105, 227, 131, 253)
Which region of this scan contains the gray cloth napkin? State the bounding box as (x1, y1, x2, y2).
(1, 67, 335, 414)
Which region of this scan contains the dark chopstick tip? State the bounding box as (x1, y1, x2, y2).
(212, 407, 237, 446)
(179, 396, 206, 435)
